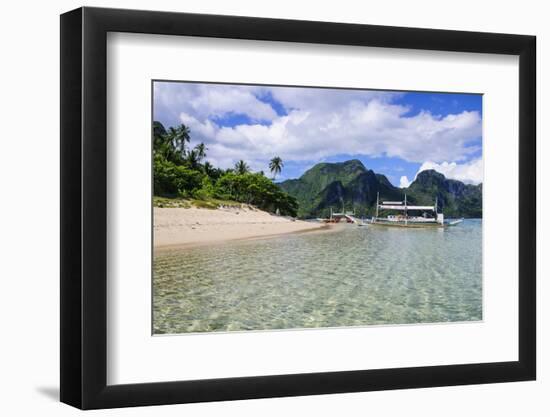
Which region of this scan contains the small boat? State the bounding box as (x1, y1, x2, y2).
(370, 193, 463, 228)
(318, 207, 360, 224)
(356, 216, 368, 227)
(446, 218, 464, 226)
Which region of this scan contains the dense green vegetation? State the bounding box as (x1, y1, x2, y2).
(153, 121, 298, 216)
(278, 160, 482, 219)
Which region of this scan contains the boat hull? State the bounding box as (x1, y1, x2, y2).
(370, 221, 444, 228)
(369, 218, 464, 228)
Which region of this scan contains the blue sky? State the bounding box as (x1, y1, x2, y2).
(154, 82, 483, 186)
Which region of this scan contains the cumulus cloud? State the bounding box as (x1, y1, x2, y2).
(416, 159, 483, 184)
(154, 82, 278, 124)
(399, 176, 412, 188)
(269, 87, 400, 113)
(154, 82, 483, 175)
(399, 158, 483, 187)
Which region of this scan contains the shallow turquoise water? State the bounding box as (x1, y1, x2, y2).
(153, 219, 482, 334)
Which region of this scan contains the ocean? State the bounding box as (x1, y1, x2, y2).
(153, 219, 482, 334)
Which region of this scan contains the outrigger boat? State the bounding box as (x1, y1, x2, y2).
(318, 206, 360, 224)
(370, 192, 463, 228)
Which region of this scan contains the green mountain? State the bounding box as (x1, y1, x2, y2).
(278, 160, 482, 219)
(278, 160, 401, 218)
(408, 170, 482, 218)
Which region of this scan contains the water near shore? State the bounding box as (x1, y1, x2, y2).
(153, 219, 482, 334)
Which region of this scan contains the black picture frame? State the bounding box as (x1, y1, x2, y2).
(60, 6, 536, 410)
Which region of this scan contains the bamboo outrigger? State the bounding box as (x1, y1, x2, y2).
(370, 192, 463, 228)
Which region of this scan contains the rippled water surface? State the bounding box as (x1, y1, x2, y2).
(153, 220, 482, 334)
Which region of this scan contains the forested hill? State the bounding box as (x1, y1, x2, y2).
(278, 159, 482, 219)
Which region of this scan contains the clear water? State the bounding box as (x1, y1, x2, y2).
(153, 219, 482, 334)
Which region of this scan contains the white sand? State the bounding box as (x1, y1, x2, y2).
(154, 206, 328, 249)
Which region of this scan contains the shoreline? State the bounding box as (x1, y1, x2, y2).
(154, 206, 333, 251)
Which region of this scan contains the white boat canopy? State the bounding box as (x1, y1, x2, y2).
(379, 205, 436, 211)
(382, 201, 403, 205)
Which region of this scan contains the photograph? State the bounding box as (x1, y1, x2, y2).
(152, 81, 483, 335)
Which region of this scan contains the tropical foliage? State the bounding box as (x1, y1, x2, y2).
(234, 160, 250, 175)
(153, 121, 297, 216)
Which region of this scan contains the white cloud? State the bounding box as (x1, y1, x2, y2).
(416, 158, 483, 184)
(154, 82, 277, 124)
(270, 87, 400, 113)
(399, 176, 411, 188)
(154, 82, 483, 175)
(191, 87, 277, 122)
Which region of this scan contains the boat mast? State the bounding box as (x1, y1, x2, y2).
(404, 193, 408, 225)
(375, 192, 379, 219)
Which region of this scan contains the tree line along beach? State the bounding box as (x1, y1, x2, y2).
(152, 121, 329, 250)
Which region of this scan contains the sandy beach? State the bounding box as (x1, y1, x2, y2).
(154, 205, 328, 249)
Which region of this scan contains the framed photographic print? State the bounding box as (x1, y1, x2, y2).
(60, 7, 536, 409)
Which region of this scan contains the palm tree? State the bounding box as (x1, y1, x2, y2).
(194, 142, 207, 162)
(167, 124, 191, 157)
(186, 149, 199, 169)
(152, 121, 167, 150)
(235, 160, 250, 175)
(269, 156, 284, 180)
(203, 161, 216, 178)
